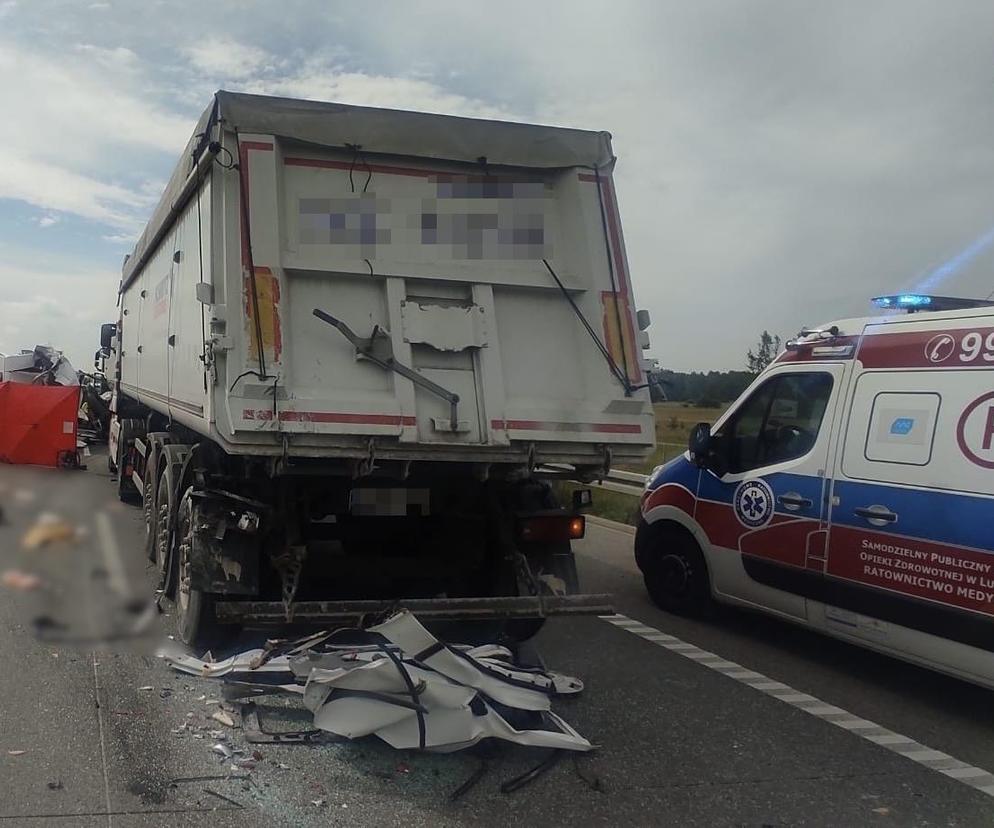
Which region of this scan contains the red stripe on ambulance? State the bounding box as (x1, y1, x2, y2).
(828, 526, 994, 617)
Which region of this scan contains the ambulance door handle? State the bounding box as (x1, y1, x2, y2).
(778, 493, 812, 511)
(854, 505, 898, 526)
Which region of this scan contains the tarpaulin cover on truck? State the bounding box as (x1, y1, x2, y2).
(122, 91, 615, 288)
(0, 382, 80, 467)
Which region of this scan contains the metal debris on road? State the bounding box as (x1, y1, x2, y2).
(212, 743, 234, 760)
(201, 787, 243, 809)
(164, 610, 591, 754)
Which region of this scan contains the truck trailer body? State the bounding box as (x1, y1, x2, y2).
(106, 91, 654, 646)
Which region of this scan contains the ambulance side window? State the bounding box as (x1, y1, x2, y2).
(717, 372, 834, 473)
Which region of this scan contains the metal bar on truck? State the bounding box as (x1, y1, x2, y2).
(214, 594, 615, 624)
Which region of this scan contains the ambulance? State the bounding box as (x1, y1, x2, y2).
(636, 294, 994, 689)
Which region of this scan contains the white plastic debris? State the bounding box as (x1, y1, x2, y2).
(211, 710, 235, 728)
(164, 610, 591, 753)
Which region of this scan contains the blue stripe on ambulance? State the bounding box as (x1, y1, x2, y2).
(697, 470, 826, 520)
(832, 480, 994, 555)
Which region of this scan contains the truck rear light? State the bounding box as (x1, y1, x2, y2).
(518, 515, 586, 543)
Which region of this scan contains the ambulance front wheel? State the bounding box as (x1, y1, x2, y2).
(635, 520, 712, 615)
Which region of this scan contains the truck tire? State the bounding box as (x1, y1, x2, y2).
(142, 434, 170, 563)
(635, 520, 712, 616)
(153, 462, 177, 593)
(115, 418, 143, 505)
(175, 486, 236, 651)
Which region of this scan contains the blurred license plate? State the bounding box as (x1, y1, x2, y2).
(349, 488, 430, 517)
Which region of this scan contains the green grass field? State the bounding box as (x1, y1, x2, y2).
(568, 401, 729, 526)
(626, 400, 728, 472)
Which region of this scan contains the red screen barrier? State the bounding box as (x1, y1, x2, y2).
(0, 382, 80, 467)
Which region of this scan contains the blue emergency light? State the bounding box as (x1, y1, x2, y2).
(871, 294, 994, 313)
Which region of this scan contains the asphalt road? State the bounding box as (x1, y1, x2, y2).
(0, 455, 992, 826)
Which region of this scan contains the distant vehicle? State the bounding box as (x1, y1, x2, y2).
(637, 294, 994, 690)
(101, 91, 655, 647)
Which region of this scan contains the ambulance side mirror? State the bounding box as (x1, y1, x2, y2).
(688, 422, 711, 467)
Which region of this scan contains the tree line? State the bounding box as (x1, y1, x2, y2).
(647, 330, 783, 405)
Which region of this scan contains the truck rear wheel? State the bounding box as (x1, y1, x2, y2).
(175, 487, 236, 651)
(635, 520, 712, 615)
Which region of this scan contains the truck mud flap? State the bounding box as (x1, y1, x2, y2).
(214, 594, 614, 624)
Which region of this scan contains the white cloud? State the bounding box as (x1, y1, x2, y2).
(75, 43, 138, 69)
(0, 258, 118, 366)
(0, 40, 193, 230)
(184, 37, 274, 79)
(0, 146, 144, 229)
(0, 1, 15, 19)
(242, 61, 512, 120)
(0, 42, 191, 168)
(37, 214, 59, 228)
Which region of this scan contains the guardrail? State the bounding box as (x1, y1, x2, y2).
(540, 442, 685, 497)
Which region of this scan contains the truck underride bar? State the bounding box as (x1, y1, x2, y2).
(214, 594, 615, 624)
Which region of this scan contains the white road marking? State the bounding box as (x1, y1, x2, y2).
(600, 613, 994, 799)
(91, 655, 114, 828)
(95, 511, 129, 598)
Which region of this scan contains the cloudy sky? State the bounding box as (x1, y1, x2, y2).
(1, 0, 993, 372)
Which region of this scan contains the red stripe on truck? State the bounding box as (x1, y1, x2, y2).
(491, 419, 642, 434)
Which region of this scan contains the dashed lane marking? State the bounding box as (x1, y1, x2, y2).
(600, 613, 994, 799)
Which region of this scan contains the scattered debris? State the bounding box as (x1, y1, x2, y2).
(212, 743, 234, 760)
(46, 780, 64, 791)
(1, 569, 43, 592)
(202, 788, 243, 809)
(138, 686, 155, 692)
(449, 761, 489, 802)
(21, 513, 77, 549)
(500, 749, 564, 794)
(240, 702, 337, 745)
(7, 750, 27, 756)
(311, 798, 326, 807)
(211, 710, 236, 728)
(164, 610, 591, 754)
(169, 774, 250, 786)
(1, 346, 78, 386)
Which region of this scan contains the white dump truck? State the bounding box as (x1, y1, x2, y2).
(100, 91, 654, 647)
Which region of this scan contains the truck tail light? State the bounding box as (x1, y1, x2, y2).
(518, 515, 586, 543)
